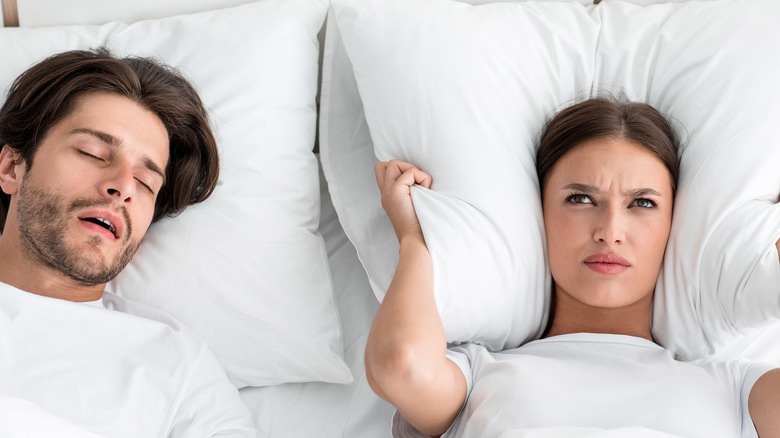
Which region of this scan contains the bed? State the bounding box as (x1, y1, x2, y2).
(1, 0, 778, 437)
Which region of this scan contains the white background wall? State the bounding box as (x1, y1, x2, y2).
(15, 0, 255, 27)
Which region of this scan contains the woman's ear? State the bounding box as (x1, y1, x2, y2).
(0, 145, 23, 196)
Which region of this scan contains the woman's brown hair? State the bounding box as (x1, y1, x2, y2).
(0, 48, 219, 232)
(536, 96, 680, 196)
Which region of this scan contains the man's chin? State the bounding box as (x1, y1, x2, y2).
(65, 262, 123, 286)
(62, 245, 137, 286)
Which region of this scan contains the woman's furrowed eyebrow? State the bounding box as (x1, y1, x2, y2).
(562, 183, 599, 193)
(626, 188, 662, 198)
(562, 183, 662, 197)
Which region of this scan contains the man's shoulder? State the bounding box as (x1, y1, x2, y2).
(102, 291, 182, 328)
(101, 291, 208, 352)
(0, 283, 205, 357)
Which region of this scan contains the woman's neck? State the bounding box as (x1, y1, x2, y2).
(543, 289, 654, 341)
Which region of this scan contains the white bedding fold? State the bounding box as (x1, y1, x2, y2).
(0, 396, 107, 438)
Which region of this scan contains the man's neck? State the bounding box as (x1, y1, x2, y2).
(0, 232, 104, 302)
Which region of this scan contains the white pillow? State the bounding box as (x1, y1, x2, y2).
(604, 0, 780, 359)
(322, 0, 780, 358)
(323, 0, 598, 350)
(0, 0, 352, 388)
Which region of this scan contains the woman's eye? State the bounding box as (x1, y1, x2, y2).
(632, 198, 657, 209)
(566, 194, 593, 205)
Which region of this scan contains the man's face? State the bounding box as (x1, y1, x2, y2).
(12, 92, 169, 286)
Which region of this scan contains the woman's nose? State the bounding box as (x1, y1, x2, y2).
(593, 206, 625, 245)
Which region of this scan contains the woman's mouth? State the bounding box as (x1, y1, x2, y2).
(584, 253, 631, 275)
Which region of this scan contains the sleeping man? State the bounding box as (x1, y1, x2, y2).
(0, 49, 256, 437)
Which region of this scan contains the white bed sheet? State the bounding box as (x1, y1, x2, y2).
(238, 156, 395, 437)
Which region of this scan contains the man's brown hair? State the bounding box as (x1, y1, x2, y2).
(0, 48, 219, 232)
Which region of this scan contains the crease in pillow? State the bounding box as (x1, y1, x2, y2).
(412, 186, 547, 350)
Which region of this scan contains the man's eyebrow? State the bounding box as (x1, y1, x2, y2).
(142, 157, 166, 184)
(71, 127, 120, 147)
(562, 183, 662, 197)
(71, 128, 166, 182)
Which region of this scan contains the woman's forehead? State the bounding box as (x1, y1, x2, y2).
(548, 138, 672, 194)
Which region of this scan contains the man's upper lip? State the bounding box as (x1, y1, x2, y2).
(584, 253, 631, 266)
(78, 210, 124, 239)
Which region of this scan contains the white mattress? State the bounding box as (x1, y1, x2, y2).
(238, 157, 395, 437)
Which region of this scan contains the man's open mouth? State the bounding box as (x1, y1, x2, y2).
(80, 217, 118, 238)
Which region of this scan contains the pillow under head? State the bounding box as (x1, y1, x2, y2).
(323, 0, 780, 358)
(1, 0, 351, 387)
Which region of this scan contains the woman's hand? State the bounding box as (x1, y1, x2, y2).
(374, 160, 432, 243)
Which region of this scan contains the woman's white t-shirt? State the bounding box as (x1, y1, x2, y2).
(394, 333, 774, 438)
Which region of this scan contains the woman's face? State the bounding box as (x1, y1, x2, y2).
(542, 137, 673, 309)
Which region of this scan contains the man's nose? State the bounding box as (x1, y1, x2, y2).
(100, 163, 136, 203)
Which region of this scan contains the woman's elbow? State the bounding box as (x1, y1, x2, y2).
(365, 341, 438, 401)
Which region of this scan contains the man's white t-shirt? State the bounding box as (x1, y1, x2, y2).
(0, 282, 255, 437)
(394, 333, 774, 438)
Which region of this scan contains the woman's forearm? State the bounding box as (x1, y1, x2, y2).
(365, 234, 465, 436)
(365, 233, 446, 396)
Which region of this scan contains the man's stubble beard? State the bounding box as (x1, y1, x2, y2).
(16, 175, 140, 286)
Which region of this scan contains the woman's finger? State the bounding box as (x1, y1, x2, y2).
(383, 160, 409, 185)
(376, 160, 433, 193)
(374, 162, 388, 188)
(395, 168, 432, 190)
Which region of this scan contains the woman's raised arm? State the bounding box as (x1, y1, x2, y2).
(365, 160, 467, 437)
